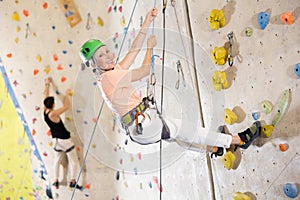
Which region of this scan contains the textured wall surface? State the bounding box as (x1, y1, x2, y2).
(0, 0, 299, 199)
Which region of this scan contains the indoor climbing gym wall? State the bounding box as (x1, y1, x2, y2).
(0, 0, 299, 200)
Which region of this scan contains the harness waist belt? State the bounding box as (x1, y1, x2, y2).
(121, 101, 148, 127)
(54, 145, 75, 153)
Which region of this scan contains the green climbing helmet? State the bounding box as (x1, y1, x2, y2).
(80, 39, 105, 62)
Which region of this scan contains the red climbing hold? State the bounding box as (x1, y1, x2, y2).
(23, 9, 29, 17)
(33, 69, 39, 76)
(61, 76, 66, 82)
(42, 2, 48, 9)
(6, 53, 12, 58)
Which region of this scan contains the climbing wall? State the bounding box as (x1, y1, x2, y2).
(0, 62, 52, 199)
(0, 0, 299, 200)
(186, 0, 300, 199)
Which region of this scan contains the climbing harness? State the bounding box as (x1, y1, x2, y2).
(121, 98, 149, 127)
(53, 138, 75, 153)
(134, 112, 146, 135)
(227, 31, 234, 67)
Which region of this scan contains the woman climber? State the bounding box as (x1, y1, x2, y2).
(79, 7, 168, 145)
(79, 7, 261, 155)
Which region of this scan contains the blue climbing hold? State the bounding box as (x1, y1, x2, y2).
(294, 63, 300, 78)
(258, 12, 270, 30)
(284, 183, 298, 198)
(252, 112, 259, 120)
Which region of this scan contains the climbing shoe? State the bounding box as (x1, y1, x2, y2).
(210, 147, 224, 158)
(52, 181, 59, 189)
(69, 181, 83, 190)
(210, 125, 226, 158)
(237, 121, 261, 149)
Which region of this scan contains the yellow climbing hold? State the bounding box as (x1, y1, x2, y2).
(212, 46, 228, 65)
(68, 90, 74, 96)
(224, 108, 238, 125)
(212, 71, 228, 91)
(262, 125, 274, 138)
(120, 15, 126, 27)
(222, 151, 236, 170)
(97, 16, 104, 27)
(36, 55, 42, 62)
(209, 9, 226, 30)
(234, 192, 250, 200)
(12, 11, 20, 21)
(14, 38, 19, 44)
(43, 66, 51, 75)
(16, 26, 21, 32)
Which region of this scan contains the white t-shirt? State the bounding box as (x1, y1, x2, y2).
(98, 64, 142, 116)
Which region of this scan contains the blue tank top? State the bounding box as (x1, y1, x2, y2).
(44, 111, 71, 139)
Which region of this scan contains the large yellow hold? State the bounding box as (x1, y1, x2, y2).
(262, 125, 274, 138)
(209, 9, 226, 30)
(12, 11, 20, 21)
(212, 71, 228, 91)
(212, 46, 228, 65)
(221, 151, 236, 170)
(224, 108, 238, 125)
(234, 192, 251, 200)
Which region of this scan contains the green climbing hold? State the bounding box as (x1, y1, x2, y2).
(272, 89, 291, 126)
(261, 100, 273, 114)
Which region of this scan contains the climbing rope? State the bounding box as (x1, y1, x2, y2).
(159, 1, 167, 199)
(71, 1, 139, 198)
(70, 101, 105, 199)
(116, 0, 139, 63)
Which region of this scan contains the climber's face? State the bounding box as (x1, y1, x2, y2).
(92, 46, 115, 71)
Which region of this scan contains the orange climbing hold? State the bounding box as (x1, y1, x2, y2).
(85, 183, 91, 189)
(6, 53, 12, 58)
(53, 54, 58, 61)
(279, 143, 289, 152)
(33, 69, 39, 76)
(46, 130, 51, 136)
(42, 2, 48, 9)
(23, 9, 29, 17)
(57, 64, 63, 70)
(280, 12, 293, 25)
(61, 76, 66, 82)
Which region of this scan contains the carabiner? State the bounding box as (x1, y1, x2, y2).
(227, 32, 234, 67)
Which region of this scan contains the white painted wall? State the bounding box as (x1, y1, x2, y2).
(0, 0, 299, 199)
